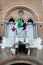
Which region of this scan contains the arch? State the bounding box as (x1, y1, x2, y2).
(7, 16, 16, 21)
(2, 5, 41, 21)
(3, 60, 33, 65)
(9, 18, 14, 22)
(27, 19, 33, 24)
(1, 58, 43, 65)
(10, 63, 31, 65)
(25, 17, 34, 23)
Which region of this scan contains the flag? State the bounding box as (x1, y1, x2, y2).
(22, 22, 26, 30)
(11, 26, 17, 31)
(17, 18, 23, 28)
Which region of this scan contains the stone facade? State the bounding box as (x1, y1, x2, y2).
(0, 0, 43, 61)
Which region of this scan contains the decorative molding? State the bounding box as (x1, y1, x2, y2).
(18, 10, 23, 17)
(2, 5, 41, 21)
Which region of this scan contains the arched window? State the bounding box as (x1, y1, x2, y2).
(26, 19, 35, 41)
(7, 18, 15, 38)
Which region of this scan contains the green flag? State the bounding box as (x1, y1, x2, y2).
(17, 19, 23, 28)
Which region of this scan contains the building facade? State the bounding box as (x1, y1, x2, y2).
(0, 0, 43, 65)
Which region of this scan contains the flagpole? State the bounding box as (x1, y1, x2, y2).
(24, 22, 27, 42)
(18, 10, 24, 42)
